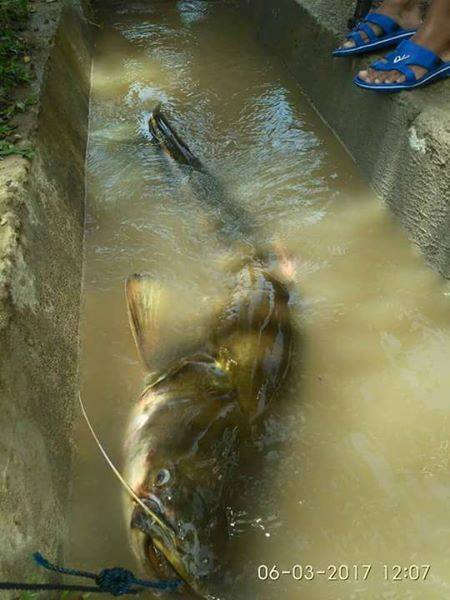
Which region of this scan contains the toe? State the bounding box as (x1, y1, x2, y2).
(367, 68, 379, 82)
(373, 71, 390, 85)
(390, 70, 403, 83)
(358, 69, 370, 82)
(382, 72, 395, 84)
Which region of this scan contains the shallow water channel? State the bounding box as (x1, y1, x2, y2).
(70, 1, 450, 598)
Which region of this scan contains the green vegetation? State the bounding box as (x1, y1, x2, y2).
(17, 593, 37, 600)
(19, 592, 91, 599)
(0, 0, 34, 159)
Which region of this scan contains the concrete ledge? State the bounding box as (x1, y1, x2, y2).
(0, 0, 91, 589)
(254, 0, 450, 277)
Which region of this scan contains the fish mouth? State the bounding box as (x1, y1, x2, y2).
(138, 500, 201, 598)
(145, 535, 202, 598)
(145, 534, 179, 579)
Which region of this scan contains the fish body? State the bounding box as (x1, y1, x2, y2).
(122, 108, 295, 596)
(213, 257, 293, 420)
(124, 256, 294, 596)
(149, 105, 255, 243)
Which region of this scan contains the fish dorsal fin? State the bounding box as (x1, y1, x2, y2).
(125, 273, 165, 371)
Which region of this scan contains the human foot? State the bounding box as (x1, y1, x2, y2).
(337, 0, 422, 51)
(358, 11, 450, 84)
(354, 37, 450, 91)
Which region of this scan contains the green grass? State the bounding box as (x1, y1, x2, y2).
(0, 0, 35, 159)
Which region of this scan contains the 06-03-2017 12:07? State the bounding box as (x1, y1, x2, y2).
(257, 563, 432, 582)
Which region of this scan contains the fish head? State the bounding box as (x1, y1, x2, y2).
(130, 461, 230, 595)
(126, 360, 241, 595)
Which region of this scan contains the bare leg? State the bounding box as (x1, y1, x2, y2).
(359, 0, 450, 83)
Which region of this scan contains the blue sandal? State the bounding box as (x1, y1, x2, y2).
(333, 13, 416, 57)
(354, 39, 450, 92)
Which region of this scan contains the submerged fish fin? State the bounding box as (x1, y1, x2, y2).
(125, 274, 164, 371)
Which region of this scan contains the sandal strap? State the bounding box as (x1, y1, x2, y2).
(364, 12, 399, 34)
(384, 39, 442, 70)
(358, 22, 378, 43)
(346, 30, 365, 46)
(345, 12, 400, 47)
(394, 64, 420, 83)
(369, 40, 443, 82)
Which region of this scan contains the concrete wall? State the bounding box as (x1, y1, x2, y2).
(254, 0, 450, 277)
(0, 1, 91, 590)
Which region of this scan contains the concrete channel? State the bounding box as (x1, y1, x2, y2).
(253, 0, 450, 278)
(0, 0, 449, 592)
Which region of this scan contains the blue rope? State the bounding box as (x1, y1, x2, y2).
(0, 553, 181, 597)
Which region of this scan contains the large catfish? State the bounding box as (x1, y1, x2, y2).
(122, 109, 296, 597)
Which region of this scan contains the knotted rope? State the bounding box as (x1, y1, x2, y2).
(0, 553, 181, 596)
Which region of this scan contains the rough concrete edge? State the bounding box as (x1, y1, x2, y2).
(0, 162, 27, 330)
(0, 1, 91, 329)
(253, 0, 450, 278)
(0, 0, 92, 592)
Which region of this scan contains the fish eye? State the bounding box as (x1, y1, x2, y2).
(155, 468, 171, 486)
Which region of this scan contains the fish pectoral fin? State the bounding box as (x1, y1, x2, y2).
(125, 274, 165, 371)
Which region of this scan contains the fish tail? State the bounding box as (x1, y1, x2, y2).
(149, 105, 203, 170)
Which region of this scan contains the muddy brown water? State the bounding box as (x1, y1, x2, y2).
(69, 1, 450, 598)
